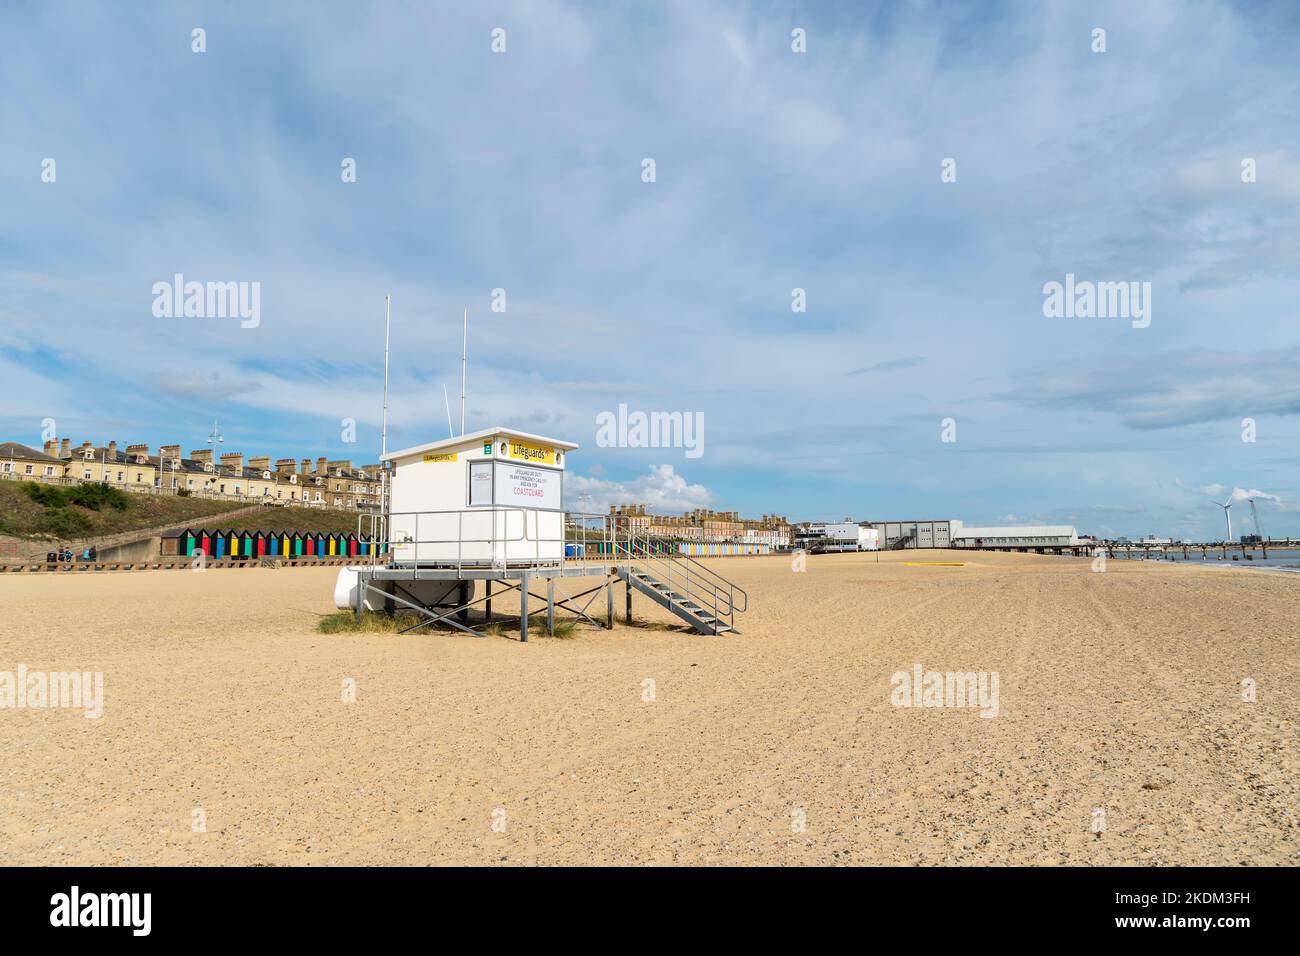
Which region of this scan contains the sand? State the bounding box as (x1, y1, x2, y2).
(1, 550, 1296, 866)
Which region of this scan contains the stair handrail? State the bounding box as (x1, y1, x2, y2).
(614, 535, 731, 628)
(668, 547, 748, 613)
(610, 524, 748, 629)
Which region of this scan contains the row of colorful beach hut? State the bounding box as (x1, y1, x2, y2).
(675, 541, 771, 557)
(571, 540, 771, 558)
(162, 529, 387, 561)
(573, 539, 679, 558)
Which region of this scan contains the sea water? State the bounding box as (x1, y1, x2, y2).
(1128, 547, 1300, 572)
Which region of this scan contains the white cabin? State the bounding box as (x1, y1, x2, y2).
(382, 427, 577, 567)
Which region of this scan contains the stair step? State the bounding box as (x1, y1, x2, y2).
(625, 564, 741, 635)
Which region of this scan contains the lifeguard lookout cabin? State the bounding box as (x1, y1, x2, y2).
(335, 426, 747, 639)
(386, 427, 574, 567)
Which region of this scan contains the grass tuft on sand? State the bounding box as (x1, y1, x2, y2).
(317, 610, 426, 634)
(532, 618, 579, 639)
(318, 611, 585, 639)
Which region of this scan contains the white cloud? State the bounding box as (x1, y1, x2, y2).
(566, 464, 713, 515)
(1201, 483, 1280, 504)
(1228, 487, 1280, 504)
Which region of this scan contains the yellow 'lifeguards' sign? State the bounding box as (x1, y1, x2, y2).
(423, 453, 457, 462)
(506, 440, 555, 466)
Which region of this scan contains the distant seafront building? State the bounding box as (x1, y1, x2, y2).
(0, 436, 382, 511)
(864, 518, 1080, 549)
(866, 519, 960, 550)
(793, 521, 879, 552)
(598, 510, 1082, 552)
(0, 441, 63, 480)
(1135, 534, 1173, 546)
(607, 504, 791, 548)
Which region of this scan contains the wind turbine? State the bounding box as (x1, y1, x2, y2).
(1219, 493, 1233, 543)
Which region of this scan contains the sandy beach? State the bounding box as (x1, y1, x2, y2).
(1, 550, 1296, 866)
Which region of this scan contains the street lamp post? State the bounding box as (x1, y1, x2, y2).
(207, 421, 224, 501)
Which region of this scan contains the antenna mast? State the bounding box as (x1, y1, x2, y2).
(459, 308, 468, 436)
(382, 294, 391, 460)
(380, 294, 392, 542)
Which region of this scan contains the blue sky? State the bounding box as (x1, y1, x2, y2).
(2, 0, 1299, 539)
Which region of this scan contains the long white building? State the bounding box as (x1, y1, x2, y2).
(860, 518, 1081, 550)
(949, 524, 1079, 547)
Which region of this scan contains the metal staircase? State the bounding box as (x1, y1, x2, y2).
(612, 532, 747, 635)
(889, 531, 917, 550)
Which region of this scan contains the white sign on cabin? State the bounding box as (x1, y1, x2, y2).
(494, 462, 561, 510)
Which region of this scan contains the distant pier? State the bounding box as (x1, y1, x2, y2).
(951, 540, 1300, 560)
